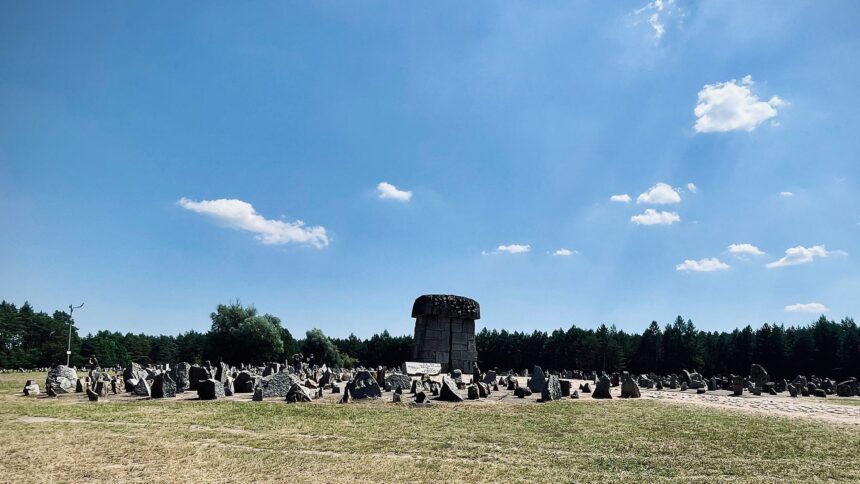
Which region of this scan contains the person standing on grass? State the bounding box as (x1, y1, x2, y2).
(87, 354, 99, 377)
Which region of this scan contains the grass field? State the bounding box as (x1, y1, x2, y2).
(1, 372, 858, 483)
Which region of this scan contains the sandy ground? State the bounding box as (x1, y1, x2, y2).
(23, 374, 860, 426)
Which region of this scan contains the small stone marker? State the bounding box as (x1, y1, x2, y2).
(439, 376, 464, 402)
(197, 379, 225, 400)
(592, 376, 612, 399)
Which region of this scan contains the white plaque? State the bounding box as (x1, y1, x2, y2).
(402, 361, 442, 375)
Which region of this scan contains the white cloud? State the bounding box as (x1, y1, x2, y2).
(637, 182, 681, 205)
(728, 243, 765, 257)
(780, 191, 793, 197)
(687, 183, 697, 193)
(483, 244, 532, 255)
(177, 198, 329, 248)
(785, 303, 829, 314)
(376, 182, 412, 202)
(694, 75, 786, 133)
(553, 248, 576, 257)
(630, 209, 680, 226)
(766, 245, 846, 268)
(676, 257, 730, 272)
(610, 194, 632, 203)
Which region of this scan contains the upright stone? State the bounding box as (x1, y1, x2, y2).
(285, 383, 313, 403)
(170, 362, 191, 393)
(410, 294, 480, 373)
(45, 365, 78, 394)
(346, 370, 382, 399)
(750, 364, 769, 391)
(731, 375, 744, 396)
(528, 366, 546, 394)
(151, 373, 177, 398)
(384, 373, 412, 392)
(620, 373, 641, 398)
(197, 379, 225, 400)
(592, 375, 612, 399)
(133, 377, 151, 397)
(541, 375, 563, 402)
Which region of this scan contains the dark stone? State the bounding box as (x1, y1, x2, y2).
(750, 363, 769, 389)
(559, 380, 571, 397)
(75, 378, 84, 393)
(620, 376, 641, 399)
(477, 382, 490, 398)
(339, 388, 351, 403)
(787, 383, 798, 397)
(234, 371, 255, 393)
(347, 370, 383, 399)
(514, 387, 532, 398)
(731, 375, 744, 396)
(813, 389, 827, 398)
(384, 373, 412, 392)
(439, 376, 464, 402)
(170, 362, 191, 393)
(133, 378, 151, 397)
(215, 362, 230, 384)
(197, 379, 225, 400)
(592, 376, 612, 399)
(252, 387, 263, 401)
(697, 387, 706, 394)
(467, 385, 479, 400)
(541, 375, 562, 402)
(528, 366, 546, 393)
(224, 377, 235, 396)
(506, 377, 519, 391)
(318, 368, 333, 387)
(483, 370, 497, 386)
(836, 379, 856, 397)
(331, 385, 341, 394)
(188, 365, 210, 391)
(571, 390, 579, 399)
(151, 373, 177, 398)
(581, 382, 592, 393)
(411, 294, 480, 320)
(415, 391, 427, 404)
(392, 392, 402, 403)
(86, 387, 99, 402)
(122, 363, 147, 386)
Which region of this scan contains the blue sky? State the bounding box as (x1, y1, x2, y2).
(2, 1, 859, 338)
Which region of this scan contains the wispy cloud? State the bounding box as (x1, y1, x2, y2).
(376, 182, 412, 202)
(631, 209, 680, 226)
(694, 75, 785, 133)
(552, 248, 576, 257)
(779, 191, 793, 198)
(610, 194, 632, 203)
(178, 198, 329, 248)
(686, 182, 697, 193)
(766, 245, 846, 268)
(785, 303, 829, 313)
(484, 244, 531, 255)
(632, 0, 682, 41)
(676, 257, 730, 272)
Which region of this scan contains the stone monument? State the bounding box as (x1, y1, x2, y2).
(411, 294, 479, 374)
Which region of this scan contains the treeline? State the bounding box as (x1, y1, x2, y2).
(1, 301, 858, 379)
(477, 316, 860, 380)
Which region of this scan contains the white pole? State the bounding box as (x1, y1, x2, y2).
(66, 303, 84, 366)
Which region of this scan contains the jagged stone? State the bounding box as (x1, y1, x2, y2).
(415, 391, 427, 404)
(151, 373, 177, 398)
(234, 371, 254, 393)
(580, 382, 591, 394)
(540, 375, 562, 402)
(252, 387, 263, 401)
(559, 380, 571, 397)
(347, 371, 382, 399)
(170, 362, 191, 393)
(385, 373, 412, 392)
(188, 365, 210, 391)
(86, 387, 99, 402)
(483, 370, 497, 386)
(224, 377, 235, 396)
(45, 365, 78, 394)
(571, 390, 579, 399)
(439, 376, 464, 402)
(477, 382, 490, 398)
(620, 377, 641, 399)
(467, 384, 479, 400)
(133, 377, 151, 397)
(285, 383, 313, 403)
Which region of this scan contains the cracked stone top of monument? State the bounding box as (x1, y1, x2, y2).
(411, 295, 480, 320)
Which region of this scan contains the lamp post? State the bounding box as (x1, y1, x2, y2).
(66, 303, 84, 366)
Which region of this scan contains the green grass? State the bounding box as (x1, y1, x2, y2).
(2, 372, 859, 483)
